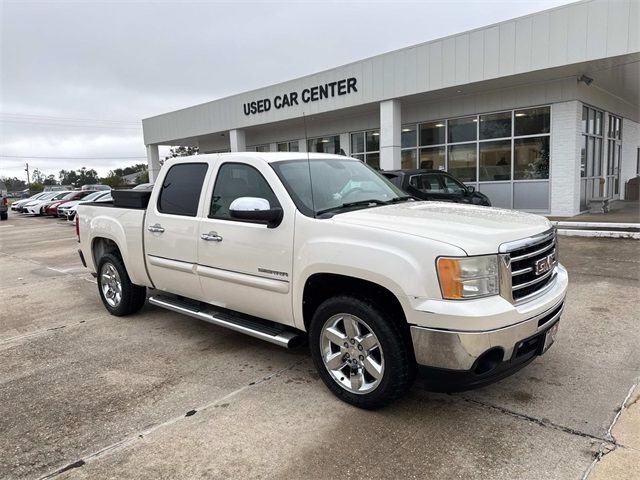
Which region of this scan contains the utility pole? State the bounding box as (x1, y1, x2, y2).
(25, 163, 31, 187)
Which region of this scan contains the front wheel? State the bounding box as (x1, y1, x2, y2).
(0, 212, 7, 221)
(309, 296, 415, 409)
(97, 253, 146, 316)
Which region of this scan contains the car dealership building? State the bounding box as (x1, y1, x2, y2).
(142, 0, 639, 217)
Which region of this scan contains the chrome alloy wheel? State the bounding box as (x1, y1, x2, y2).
(100, 262, 122, 308)
(320, 314, 384, 394)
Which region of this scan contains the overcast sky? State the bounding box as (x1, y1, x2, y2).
(1, 0, 577, 181)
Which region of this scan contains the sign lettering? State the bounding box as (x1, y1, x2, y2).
(243, 77, 357, 116)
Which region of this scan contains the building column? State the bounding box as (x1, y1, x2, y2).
(339, 133, 350, 156)
(379, 99, 402, 170)
(146, 144, 161, 183)
(229, 129, 246, 152)
(550, 101, 582, 217)
(298, 138, 307, 152)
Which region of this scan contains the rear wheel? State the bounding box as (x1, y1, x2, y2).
(97, 253, 146, 316)
(309, 296, 415, 409)
(0, 212, 7, 221)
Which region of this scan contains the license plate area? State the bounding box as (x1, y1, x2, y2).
(542, 322, 559, 353)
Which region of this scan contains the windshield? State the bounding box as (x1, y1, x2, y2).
(37, 192, 57, 201)
(80, 191, 104, 201)
(271, 158, 408, 217)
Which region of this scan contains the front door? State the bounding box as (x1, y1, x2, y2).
(197, 160, 294, 324)
(144, 162, 209, 299)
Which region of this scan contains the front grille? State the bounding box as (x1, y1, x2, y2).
(503, 229, 557, 303)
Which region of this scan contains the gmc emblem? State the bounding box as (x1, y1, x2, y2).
(535, 254, 554, 276)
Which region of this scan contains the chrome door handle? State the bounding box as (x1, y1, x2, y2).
(148, 224, 165, 233)
(201, 231, 223, 242)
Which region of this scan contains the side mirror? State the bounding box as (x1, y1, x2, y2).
(229, 197, 283, 228)
(466, 185, 476, 193)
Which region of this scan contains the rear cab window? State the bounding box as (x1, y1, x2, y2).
(157, 163, 209, 216)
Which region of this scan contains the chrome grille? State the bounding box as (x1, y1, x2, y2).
(500, 229, 557, 303)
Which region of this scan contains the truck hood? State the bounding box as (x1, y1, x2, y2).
(331, 202, 552, 255)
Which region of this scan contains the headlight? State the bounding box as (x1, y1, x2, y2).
(436, 255, 499, 299)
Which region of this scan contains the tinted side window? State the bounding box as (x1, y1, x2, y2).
(210, 163, 280, 219)
(157, 163, 208, 216)
(410, 174, 445, 193)
(441, 175, 467, 194)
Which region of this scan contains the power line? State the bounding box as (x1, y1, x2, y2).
(1, 155, 148, 160)
(1, 119, 142, 130)
(1, 112, 141, 125)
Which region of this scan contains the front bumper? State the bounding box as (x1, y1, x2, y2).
(408, 263, 567, 389)
(411, 299, 563, 371)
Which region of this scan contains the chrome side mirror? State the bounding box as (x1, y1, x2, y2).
(229, 197, 282, 228)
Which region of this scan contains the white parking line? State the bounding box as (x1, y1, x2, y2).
(47, 266, 87, 274)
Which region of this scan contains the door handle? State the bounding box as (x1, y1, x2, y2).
(201, 231, 223, 242)
(148, 224, 165, 233)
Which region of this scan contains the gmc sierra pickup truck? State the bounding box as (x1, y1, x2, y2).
(77, 153, 567, 408)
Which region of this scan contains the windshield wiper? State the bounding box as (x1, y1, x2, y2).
(316, 199, 390, 216)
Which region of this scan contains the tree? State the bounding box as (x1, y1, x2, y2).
(76, 167, 100, 186)
(31, 169, 44, 184)
(0, 177, 27, 192)
(101, 171, 125, 189)
(43, 175, 58, 186)
(59, 169, 78, 186)
(135, 171, 149, 184)
(30, 182, 44, 194)
(164, 146, 198, 164)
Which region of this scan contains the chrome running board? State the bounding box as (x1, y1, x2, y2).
(148, 294, 303, 348)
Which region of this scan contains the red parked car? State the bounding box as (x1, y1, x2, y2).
(44, 191, 96, 216)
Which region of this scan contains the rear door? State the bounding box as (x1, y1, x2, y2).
(197, 158, 295, 324)
(144, 161, 210, 299)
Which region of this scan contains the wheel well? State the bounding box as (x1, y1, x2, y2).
(92, 237, 122, 266)
(302, 273, 413, 348)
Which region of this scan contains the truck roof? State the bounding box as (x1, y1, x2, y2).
(172, 152, 354, 164)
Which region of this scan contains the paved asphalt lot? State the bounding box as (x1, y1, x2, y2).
(1, 214, 638, 480)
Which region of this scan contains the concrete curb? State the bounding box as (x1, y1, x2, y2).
(556, 229, 640, 239)
(552, 222, 640, 229)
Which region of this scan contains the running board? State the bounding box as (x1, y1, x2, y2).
(148, 295, 303, 348)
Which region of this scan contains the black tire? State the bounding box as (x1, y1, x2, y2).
(0, 212, 7, 221)
(97, 253, 146, 316)
(309, 295, 415, 409)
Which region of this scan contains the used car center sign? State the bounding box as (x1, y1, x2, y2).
(243, 77, 358, 116)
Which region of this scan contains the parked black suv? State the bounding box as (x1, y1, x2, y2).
(382, 169, 491, 206)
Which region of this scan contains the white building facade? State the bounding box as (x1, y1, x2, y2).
(142, 0, 639, 217)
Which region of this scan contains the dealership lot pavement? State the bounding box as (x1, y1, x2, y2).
(1, 214, 638, 479)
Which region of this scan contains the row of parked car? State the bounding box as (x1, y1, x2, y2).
(10, 188, 113, 221)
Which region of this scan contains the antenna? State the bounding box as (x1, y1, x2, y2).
(302, 112, 316, 217)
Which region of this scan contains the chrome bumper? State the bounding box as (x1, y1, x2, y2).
(410, 299, 564, 371)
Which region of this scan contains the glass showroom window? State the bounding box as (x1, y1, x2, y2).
(580, 105, 604, 210)
(513, 107, 551, 180)
(308, 135, 341, 155)
(447, 117, 477, 182)
(401, 125, 417, 169)
(397, 105, 551, 211)
(277, 141, 299, 152)
(350, 130, 380, 169)
(254, 144, 270, 152)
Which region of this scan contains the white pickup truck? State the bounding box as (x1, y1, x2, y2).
(77, 153, 567, 408)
